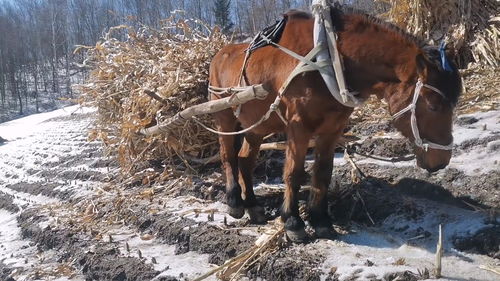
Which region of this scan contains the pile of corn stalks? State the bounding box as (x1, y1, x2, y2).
(458, 66, 500, 114)
(380, 0, 500, 67)
(74, 18, 227, 175)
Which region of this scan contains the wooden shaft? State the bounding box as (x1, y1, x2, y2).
(260, 139, 316, 151)
(140, 84, 270, 136)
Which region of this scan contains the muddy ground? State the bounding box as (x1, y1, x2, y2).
(0, 107, 499, 281)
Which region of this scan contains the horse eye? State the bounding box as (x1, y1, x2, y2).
(428, 104, 439, 112)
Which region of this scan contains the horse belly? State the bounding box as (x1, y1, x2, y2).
(237, 98, 285, 135)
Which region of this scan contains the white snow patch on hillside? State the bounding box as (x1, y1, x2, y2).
(0, 105, 95, 141)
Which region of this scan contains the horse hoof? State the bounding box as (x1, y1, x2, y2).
(284, 216, 307, 242)
(314, 226, 337, 240)
(246, 206, 267, 224)
(286, 228, 308, 243)
(227, 206, 245, 219)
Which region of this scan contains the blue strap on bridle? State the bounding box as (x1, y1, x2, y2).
(439, 41, 453, 72)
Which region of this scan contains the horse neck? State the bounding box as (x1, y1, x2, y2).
(339, 14, 421, 106)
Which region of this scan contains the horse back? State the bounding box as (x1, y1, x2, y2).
(209, 43, 248, 88)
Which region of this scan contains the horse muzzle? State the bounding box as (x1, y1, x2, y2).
(416, 148, 451, 173)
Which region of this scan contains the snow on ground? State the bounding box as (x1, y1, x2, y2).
(109, 226, 216, 281)
(0, 105, 94, 141)
(321, 198, 498, 281)
(450, 110, 500, 175)
(0, 106, 219, 280)
(0, 106, 100, 280)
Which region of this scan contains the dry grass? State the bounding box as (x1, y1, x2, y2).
(74, 17, 227, 176)
(459, 66, 500, 114)
(380, 0, 500, 67)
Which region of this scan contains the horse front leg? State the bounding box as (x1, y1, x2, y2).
(238, 133, 267, 223)
(309, 133, 340, 239)
(282, 123, 311, 242)
(214, 111, 245, 219)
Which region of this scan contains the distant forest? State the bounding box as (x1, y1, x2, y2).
(0, 0, 383, 121)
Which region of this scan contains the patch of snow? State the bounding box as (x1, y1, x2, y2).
(0, 210, 34, 268)
(318, 198, 499, 281)
(0, 105, 95, 141)
(449, 110, 500, 175)
(453, 110, 500, 145)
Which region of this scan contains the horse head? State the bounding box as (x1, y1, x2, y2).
(391, 45, 462, 172)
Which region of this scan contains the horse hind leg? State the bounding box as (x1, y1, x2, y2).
(238, 133, 266, 224)
(214, 111, 245, 218)
(308, 133, 339, 239)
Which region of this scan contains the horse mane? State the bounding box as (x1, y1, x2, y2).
(284, 7, 425, 48)
(283, 9, 313, 20)
(329, 6, 425, 48)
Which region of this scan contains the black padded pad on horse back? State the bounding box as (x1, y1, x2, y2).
(247, 16, 288, 53)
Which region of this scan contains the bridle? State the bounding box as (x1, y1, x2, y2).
(392, 79, 454, 151)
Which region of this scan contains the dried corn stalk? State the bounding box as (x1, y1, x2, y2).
(379, 0, 500, 67)
(74, 18, 228, 175)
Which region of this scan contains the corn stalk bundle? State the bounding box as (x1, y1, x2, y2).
(74, 18, 228, 175)
(380, 0, 500, 67)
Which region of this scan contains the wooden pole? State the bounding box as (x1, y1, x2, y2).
(435, 224, 443, 278)
(140, 84, 270, 136)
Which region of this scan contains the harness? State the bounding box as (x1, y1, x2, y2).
(206, 0, 453, 152)
(392, 80, 453, 151)
(207, 0, 359, 134)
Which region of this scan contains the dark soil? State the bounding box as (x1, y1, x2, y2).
(455, 116, 479, 126)
(18, 209, 178, 281)
(135, 213, 255, 265)
(453, 226, 500, 259)
(455, 134, 500, 154)
(79, 247, 161, 281)
(7, 182, 73, 200)
(352, 137, 413, 158)
(0, 261, 16, 281)
(383, 271, 421, 281)
(347, 120, 394, 136)
(0, 191, 19, 213)
(332, 164, 500, 209)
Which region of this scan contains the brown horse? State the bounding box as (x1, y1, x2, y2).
(209, 7, 461, 241)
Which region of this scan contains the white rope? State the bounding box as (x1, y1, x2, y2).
(198, 44, 329, 136)
(392, 80, 453, 151)
(192, 95, 287, 136)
